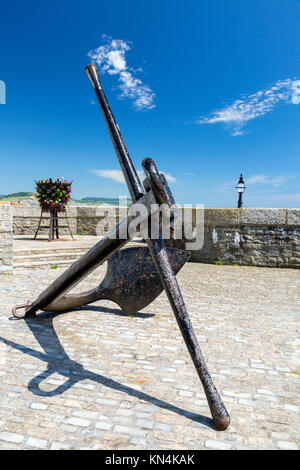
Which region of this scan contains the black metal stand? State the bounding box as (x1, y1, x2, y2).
(34, 207, 74, 241)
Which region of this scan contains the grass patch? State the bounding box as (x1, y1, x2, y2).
(214, 260, 222, 266)
(51, 265, 58, 269)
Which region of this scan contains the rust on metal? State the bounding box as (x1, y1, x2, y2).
(42, 246, 190, 315)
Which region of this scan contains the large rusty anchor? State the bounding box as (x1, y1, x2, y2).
(12, 64, 230, 430)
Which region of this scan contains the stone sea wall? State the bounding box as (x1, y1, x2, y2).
(168, 208, 300, 268)
(11, 205, 300, 268)
(12, 206, 77, 236)
(76, 206, 127, 235)
(0, 205, 13, 272)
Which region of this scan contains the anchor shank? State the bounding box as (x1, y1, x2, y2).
(85, 64, 144, 202)
(146, 235, 230, 430)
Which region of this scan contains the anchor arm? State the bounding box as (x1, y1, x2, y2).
(21, 192, 157, 317)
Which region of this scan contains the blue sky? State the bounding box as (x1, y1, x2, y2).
(0, 0, 299, 207)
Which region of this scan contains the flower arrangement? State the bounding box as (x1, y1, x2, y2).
(35, 178, 72, 211)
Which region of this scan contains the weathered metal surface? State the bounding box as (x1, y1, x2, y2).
(141, 159, 230, 431)
(142, 158, 170, 206)
(43, 246, 190, 314)
(160, 173, 176, 206)
(85, 66, 230, 430)
(149, 238, 230, 429)
(85, 64, 144, 202)
(13, 192, 157, 319)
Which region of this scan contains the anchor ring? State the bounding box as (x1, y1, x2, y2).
(12, 302, 33, 319)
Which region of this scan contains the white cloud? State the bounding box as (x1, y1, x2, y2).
(161, 172, 177, 183)
(92, 169, 176, 184)
(88, 35, 155, 110)
(198, 78, 300, 135)
(218, 174, 293, 192)
(92, 169, 125, 183)
(246, 174, 293, 187)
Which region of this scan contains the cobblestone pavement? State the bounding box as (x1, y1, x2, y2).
(0, 262, 299, 450)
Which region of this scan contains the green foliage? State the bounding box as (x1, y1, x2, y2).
(50, 265, 58, 269)
(214, 260, 223, 265)
(35, 178, 72, 211)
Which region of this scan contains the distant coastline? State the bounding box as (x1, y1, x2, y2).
(0, 192, 131, 206)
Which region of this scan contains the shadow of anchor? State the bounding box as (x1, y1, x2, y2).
(1, 307, 215, 429)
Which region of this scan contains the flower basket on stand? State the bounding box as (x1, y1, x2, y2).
(34, 178, 74, 241)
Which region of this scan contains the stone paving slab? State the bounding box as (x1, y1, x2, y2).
(13, 235, 144, 268)
(0, 262, 299, 450)
(13, 235, 100, 252)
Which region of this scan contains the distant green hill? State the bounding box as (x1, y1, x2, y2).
(80, 197, 130, 205)
(0, 192, 34, 200)
(0, 192, 130, 206)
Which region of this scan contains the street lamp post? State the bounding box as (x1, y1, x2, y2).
(236, 174, 246, 208)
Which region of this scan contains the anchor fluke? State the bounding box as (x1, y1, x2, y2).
(44, 246, 190, 315)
